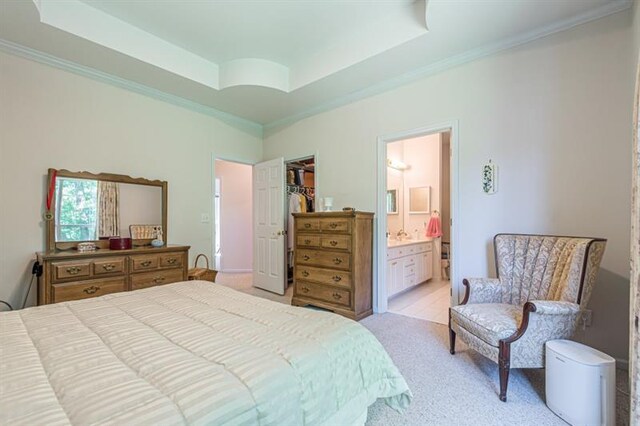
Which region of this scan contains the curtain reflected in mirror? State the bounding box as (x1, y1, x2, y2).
(387, 189, 398, 214)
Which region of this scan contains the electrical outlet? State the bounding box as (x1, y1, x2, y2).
(201, 213, 210, 223)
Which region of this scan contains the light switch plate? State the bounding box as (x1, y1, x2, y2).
(201, 213, 210, 223)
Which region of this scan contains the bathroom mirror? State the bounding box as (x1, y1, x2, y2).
(409, 186, 430, 214)
(46, 169, 167, 251)
(386, 189, 399, 214)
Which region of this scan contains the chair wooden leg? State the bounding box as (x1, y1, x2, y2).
(449, 327, 456, 355)
(498, 341, 511, 402)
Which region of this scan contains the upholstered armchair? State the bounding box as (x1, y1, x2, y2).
(449, 234, 606, 401)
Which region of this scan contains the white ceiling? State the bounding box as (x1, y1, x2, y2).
(0, 0, 631, 133)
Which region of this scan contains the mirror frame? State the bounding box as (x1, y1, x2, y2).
(46, 168, 168, 251)
(386, 189, 399, 215)
(408, 186, 431, 215)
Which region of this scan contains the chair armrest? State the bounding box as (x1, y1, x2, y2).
(528, 300, 580, 315)
(461, 278, 504, 305)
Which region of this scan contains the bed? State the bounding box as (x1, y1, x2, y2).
(1, 281, 411, 425)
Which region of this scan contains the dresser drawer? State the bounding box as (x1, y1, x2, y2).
(93, 257, 126, 275)
(52, 261, 91, 282)
(130, 255, 159, 271)
(296, 249, 351, 271)
(131, 269, 184, 290)
(320, 235, 350, 251)
(297, 218, 320, 232)
(295, 281, 351, 308)
(297, 235, 321, 248)
(296, 266, 351, 288)
(319, 218, 350, 233)
(159, 253, 183, 268)
(52, 277, 126, 303)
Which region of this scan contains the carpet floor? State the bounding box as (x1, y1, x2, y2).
(216, 274, 630, 425)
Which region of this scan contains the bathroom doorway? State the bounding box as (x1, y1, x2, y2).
(384, 132, 452, 324)
(375, 123, 459, 321)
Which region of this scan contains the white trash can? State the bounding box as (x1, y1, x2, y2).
(545, 340, 615, 426)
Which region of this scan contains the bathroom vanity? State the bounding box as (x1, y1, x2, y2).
(386, 239, 433, 298)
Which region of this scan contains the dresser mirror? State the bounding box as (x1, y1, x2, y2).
(45, 169, 167, 251)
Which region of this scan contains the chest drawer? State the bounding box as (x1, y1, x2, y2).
(131, 269, 184, 290)
(320, 235, 351, 251)
(319, 218, 350, 233)
(296, 266, 351, 288)
(297, 218, 320, 232)
(296, 249, 351, 271)
(130, 255, 159, 271)
(160, 253, 183, 268)
(297, 235, 321, 248)
(295, 281, 351, 308)
(52, 261, 91, 282)
(93, 257, 126, 275)
(52, 277, 126, 303)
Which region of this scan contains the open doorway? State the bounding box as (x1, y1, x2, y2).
(214, 159, 253, 282)
(384, 132, 452, 324)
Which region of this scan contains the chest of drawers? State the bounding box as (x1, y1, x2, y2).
(291, 211, 373, 320)
(37, 245, 190, 304)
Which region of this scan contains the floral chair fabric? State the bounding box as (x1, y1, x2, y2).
(449, 234, 606, 402)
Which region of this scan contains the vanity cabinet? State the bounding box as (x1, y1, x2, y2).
(387, 241, 433, 298)
(292, 211, 373, 321)
(37, 245, 190, 305)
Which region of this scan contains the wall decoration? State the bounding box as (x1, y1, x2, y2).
(482, 160, 498, 194)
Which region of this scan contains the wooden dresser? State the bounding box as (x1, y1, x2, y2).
(37, 245, 190, 305)
(291, 211, 373, 320)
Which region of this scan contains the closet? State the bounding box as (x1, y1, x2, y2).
(286, 158, 315, 283)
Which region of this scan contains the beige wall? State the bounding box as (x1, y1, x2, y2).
(264, 12, 634, 361)
(214, 160, 253, 272)
(0, 52, 262, 308)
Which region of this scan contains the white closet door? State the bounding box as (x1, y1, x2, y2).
(253, 158, 286, 295)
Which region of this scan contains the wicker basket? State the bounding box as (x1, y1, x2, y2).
(188, 254, 218, 283)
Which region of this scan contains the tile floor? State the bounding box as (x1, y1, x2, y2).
(387, 278, 451, 325)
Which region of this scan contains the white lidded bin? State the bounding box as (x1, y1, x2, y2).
(545, 340, 615, 426)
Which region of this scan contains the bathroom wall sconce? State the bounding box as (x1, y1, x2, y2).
(482, 160, 498, 194)
(387, 159, 410, 171)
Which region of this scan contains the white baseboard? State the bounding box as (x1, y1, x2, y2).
(220, 269, 252, 273)
(615, 358, 629, 371)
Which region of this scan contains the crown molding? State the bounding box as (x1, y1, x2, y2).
(0, 38, 264, 138)
(264, 0, 633, 132)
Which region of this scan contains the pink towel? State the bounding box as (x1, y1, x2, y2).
(426, 215, 442, 238)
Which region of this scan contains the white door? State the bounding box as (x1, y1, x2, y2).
(253, 158, 286, 295)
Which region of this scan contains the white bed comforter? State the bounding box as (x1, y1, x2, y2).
(0, 281, 411, 425)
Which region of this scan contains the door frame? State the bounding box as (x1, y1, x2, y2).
(212, 156, 256, 272)
(374, 120, 460, 313)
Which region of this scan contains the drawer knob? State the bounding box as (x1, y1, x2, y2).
(304, 223, 311, 228)
(153, 276, 166, 284)
(66, 266, 81, 275)
(141, 260, 152, 267)
(329, 240, 338, 246)
(329, 222, 338, 229)
(303, 255, 310, 261)
(301, 286, 309, 293)
(332, 257, 343, 265)
(332, 292, 342, 300)
(83, 285, 100, 294)
(301, 270, 309, 277)
(166, 258, 177, 264)
(102, 264, 115, 271)
(304, 239, 312, 245)
(332, 275, 342, 282)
